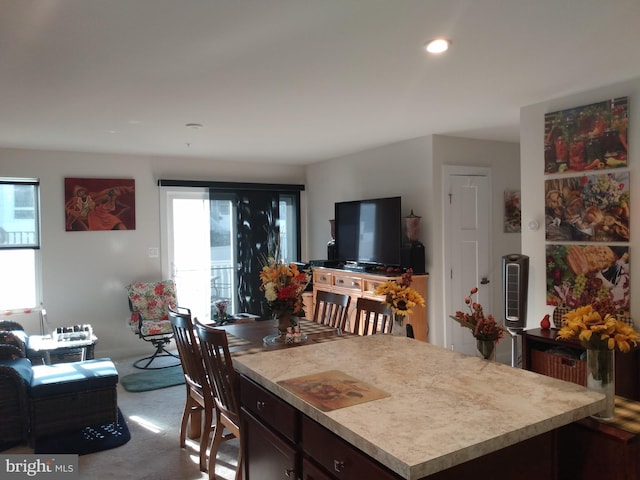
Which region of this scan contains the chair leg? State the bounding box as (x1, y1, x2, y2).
(133, 340, 180, 369)
(200, 407, 213, 472)
(208, 410, 224, 480)
(235, 439, 243, 480)
(179, 393, 192, 448)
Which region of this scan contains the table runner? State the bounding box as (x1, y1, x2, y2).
(603, 396, 640, 434)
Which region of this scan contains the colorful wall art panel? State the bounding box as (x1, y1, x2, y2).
(65, 177, 136, 231)
(546, 244, 629, 311)
(544, 97, 628, 175)
(545, 171, 629, 242)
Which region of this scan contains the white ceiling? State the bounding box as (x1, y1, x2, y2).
(1, 0, 639, 165)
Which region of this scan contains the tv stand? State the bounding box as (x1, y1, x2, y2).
(312, 267, 428, 341)
(343, 261, 366, 272)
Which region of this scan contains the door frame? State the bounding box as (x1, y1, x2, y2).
(442, 165, 493, 351)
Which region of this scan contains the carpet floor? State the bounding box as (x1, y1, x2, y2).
(2, 352, 239, 480)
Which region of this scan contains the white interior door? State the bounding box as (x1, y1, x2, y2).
(444, 168, 491, 356)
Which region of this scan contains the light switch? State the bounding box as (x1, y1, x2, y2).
(148, 247, 159, 258)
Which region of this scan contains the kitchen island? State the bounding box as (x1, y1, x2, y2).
(234, 335, 605, 479)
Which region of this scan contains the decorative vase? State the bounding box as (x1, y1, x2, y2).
(392, 314, 406, 336)
(586, 348, 615, 420)
(404, 210, 421, 242)
(276, 311, 296, 336)
(264, 311, 304, 346)
(476, 339, 496, 360)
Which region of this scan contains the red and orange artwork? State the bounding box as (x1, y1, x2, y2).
(64, 178, 135, 231)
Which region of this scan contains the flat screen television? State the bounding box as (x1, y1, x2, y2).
(334, 196, 402, 267)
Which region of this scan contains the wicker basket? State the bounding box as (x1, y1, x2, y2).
(531, 349, 586, 386)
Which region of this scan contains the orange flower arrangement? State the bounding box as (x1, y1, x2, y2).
(259, 258, 310, 317)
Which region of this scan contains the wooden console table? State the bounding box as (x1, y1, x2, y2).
(312, 267, 428, 341)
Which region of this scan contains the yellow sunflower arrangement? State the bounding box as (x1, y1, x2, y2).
(557, 304, 640, 352)
(374, 269, 425, 316)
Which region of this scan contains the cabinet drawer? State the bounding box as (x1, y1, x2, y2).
(314, 271, 333, 287)
(363, 278, 390, 295)
(240, 376, 298, 443)
(301, 415, 400, 479)
(332, 275, 363, 292)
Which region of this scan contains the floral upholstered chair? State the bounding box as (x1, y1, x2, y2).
(126, 280, 180, 369)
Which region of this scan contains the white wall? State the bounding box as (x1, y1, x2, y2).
(520, 77, 640, 329)
(306, 135, 521, 350)
(0, 148, 305, 360)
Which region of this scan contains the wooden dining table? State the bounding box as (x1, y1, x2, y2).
(219, 317, 351, 354)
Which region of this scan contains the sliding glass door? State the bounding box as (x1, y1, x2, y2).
(161, 184, 302, 321)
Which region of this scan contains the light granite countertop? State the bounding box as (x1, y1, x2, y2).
(234, 335, 605, 479)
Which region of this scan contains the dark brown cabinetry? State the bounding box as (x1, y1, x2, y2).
(559, 417, 639, 480)
(240, 375, 402, 480)
(240, 374, 559, 480)
(523, 328, 640, 480)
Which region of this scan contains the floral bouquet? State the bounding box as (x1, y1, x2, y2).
(557, 298, 639, 419)
(450, 287, 505, 343)
(374, 269, 425, 318)
(259, 258, 310, 319)
(557, 299, 639, 352)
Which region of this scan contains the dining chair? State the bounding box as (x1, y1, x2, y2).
(312, 290, 351, 332)
(195, 319, 243, 480)
(353, 297, 393, 335)
(168, 306, 214, 472)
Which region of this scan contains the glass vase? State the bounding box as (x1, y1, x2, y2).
(586, 348, 615, 420)
(264, 312, 306, 346)
(392, 314, 406, 336)
(476, 339, 496, 361)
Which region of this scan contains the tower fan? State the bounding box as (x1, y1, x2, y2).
(502, 254, 529, 330)
(502, 254, 529, 368)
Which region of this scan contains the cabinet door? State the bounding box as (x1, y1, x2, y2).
(302, 457, 334, 480)
(242, 408, 297, 480)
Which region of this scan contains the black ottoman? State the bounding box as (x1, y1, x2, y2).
(29, 358, 119, 440)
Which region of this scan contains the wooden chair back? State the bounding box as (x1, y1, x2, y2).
(195, 321, 241, 425)
(168, 306, 215, 472)
(168, 306, 208, 396)
(312, 290, 351, 332)
(354, 297, 393, 335)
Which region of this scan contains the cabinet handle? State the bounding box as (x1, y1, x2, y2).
(351, 281, 360, 287)
(337, 279, 344, 284)
(256, 400, 265, 411)
(333, 459, 345, 473)
(284, 468, 294, 478)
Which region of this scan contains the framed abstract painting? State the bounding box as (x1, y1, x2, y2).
(64, 178, 135, 231)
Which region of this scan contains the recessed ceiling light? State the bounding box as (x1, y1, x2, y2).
(424, 38, 450, 54)
(185, 123, 203, 130)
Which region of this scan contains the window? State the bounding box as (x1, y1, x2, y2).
(0, 179, 40, 309)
